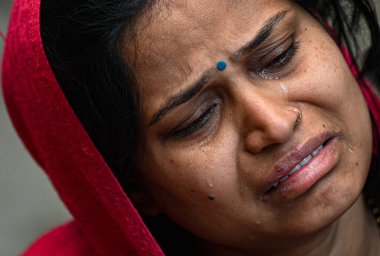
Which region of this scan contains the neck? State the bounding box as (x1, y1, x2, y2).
(327, 195, 380, 256)
(200, 195, 380, 256)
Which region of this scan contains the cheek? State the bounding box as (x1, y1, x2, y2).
(301, 39, 371, 138)
(294, 40, 344, 99)
(289, 33, 372, 197)
(143, 137, 241, 211)
(140, 131, 261, 236)
(290, 33, 367, 120)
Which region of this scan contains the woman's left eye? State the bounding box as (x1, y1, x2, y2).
(256, 37, 299, 79)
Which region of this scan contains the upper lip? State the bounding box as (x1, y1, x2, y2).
(262, 131, 336, 194)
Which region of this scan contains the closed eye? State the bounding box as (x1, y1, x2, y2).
(170, 103, 219, 138)
(256, 35, 299, 79)
(266, 41, 298, 69)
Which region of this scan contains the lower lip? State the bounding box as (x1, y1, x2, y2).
(263, 137, 339, 201)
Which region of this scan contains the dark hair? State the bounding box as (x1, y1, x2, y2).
(40, 0, 380, 254)
(41, 0, 155, 188)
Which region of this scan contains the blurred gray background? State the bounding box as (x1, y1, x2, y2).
(1, 1, 380, 256)
(0, 1, 71, 255)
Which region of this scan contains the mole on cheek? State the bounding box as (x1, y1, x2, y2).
(208, 194, 216, 201)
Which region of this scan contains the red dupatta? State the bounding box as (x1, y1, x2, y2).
(2, 0, 164, 255)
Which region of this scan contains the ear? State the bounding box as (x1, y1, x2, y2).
(125, 172, 161, 216)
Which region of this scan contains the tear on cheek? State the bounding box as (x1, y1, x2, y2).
(279, 83, 289, 96)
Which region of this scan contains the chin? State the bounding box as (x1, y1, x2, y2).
(270, 169, 364, 240)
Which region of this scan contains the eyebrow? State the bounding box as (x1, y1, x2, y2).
(231, 10, 288, 61)
(149, 10, 288, 126)
(150, 71, 213, 125)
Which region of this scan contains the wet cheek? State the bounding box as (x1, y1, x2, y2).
(163, 158, 221, 204)
(169, 145, 239, 203)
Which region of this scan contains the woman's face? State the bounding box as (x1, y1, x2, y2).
(125, 0, 372, 253)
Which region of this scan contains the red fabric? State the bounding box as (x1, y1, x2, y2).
(1, 0, 163, 255)
(23, 221, 100, 256)
(1, 1, 379, 255)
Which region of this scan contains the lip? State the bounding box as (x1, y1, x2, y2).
(262, 131, 340, 200)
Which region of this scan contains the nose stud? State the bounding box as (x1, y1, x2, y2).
(294, 106, 302, 125)
(290, 105, 302, 126)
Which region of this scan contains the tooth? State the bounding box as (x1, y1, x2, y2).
(312, 145, 324, 156)
(300, 155, 313, 166)
(279, 145, 325, 184)
(279, 176, 289, 183)
(289, 164, 301, 175)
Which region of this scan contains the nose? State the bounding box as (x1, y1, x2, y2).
(239, 90, 299, 154)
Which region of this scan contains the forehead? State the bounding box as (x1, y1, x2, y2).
(123, 0, 292, 108)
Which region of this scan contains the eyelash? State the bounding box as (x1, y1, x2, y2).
(171, 103, 219, 138)
(258, 39, 299, 79)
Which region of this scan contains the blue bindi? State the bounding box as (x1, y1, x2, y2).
(216, 61, 227, 71)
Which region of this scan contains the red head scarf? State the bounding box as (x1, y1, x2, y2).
(2, 0, 163, 255)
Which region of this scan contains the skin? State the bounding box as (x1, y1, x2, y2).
(122, 0, 379, 255)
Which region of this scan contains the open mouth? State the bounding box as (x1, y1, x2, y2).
(264, 137, 334, 195)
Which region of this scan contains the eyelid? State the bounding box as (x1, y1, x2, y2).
(265, 39, 298, 68)
(247, 34, 299, 79)
(248, 32, 293, 58)
(169, 96, 222, 139)
(170, 103, 219, 138)
(243, 34, 291, 69)
(170, 99, 210, 132)
(260, 34, 295, 64)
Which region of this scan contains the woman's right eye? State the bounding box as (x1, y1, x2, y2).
(170, 103, 219, 138)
